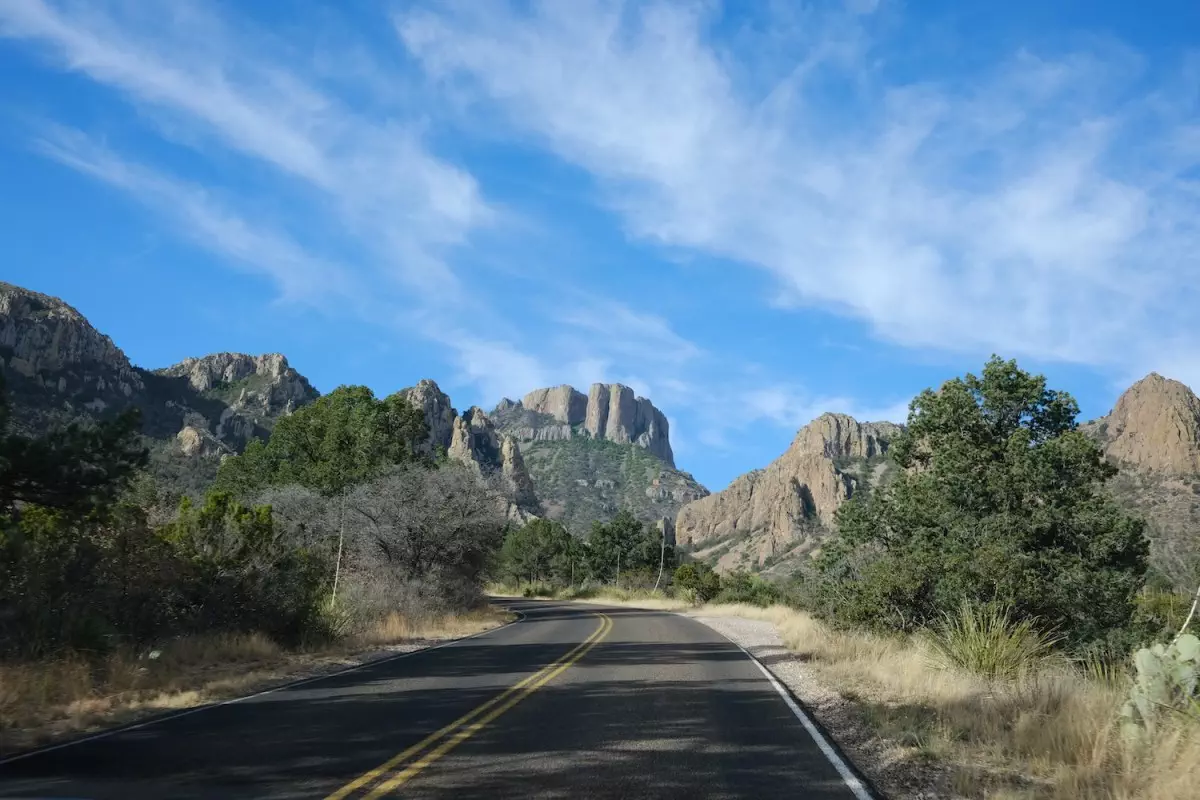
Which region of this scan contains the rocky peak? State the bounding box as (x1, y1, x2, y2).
(497, 382, 675, 467)
(399, 379, 458, 455)
(0, 281, 145, 415)
(676, 411, 896, 572)
(1091, 373, 1200, 474)
(157, 352, 317, 428)
(792, 413, 903, 460)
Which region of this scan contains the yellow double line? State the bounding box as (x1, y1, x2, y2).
(325, 612, 612, 799)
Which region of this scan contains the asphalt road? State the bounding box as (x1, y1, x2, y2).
(0, 600, 870, 799)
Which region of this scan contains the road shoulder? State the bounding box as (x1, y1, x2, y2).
(1, 607, 514, 761)
(689, 613, 949, 800)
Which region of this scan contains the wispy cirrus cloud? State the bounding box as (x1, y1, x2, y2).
(0, 0, 486, 303)
(394, 0, 1200, 379)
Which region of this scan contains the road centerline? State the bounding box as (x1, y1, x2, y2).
(364, 614, 613, 797)
(324, 611, 610, 800)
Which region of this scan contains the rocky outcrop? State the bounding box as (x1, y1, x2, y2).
(491, 381, 698, 533)
(1086, 373, 1200, 474)
(792, 413, 902, 460)
(405, 396, 541, 515)
(157, 352, 317, 427)
(496, 382, 675, 467)
(400, 379, 458, 455)
(176, 425, 233, 458)
(501, 435, 540, 511)
(522, 385, 588, 426)
(675, 413, 900, 571)
(0, 281, 145, 423)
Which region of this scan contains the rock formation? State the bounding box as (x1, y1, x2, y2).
(0, 281, 145, 425)
(675, 412, 900, 572)
(791, 413, 903, 460)
(176, 425, 233, 458)
(1086, 373, 1200, 474)
(398, 383, 542, 516)
(400, 379, 459, 455)
(492, 382, 701, 534)
(498, 382, 674, 466)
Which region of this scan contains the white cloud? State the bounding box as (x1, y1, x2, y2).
(395, 0, 1200, 379)
(0, 0, 488, 302)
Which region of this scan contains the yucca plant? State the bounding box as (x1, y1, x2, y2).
(924, 601, 1064, 681)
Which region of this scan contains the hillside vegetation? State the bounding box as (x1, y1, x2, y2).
(0, 378, 511, 752)
(499, 357, 1200, 800)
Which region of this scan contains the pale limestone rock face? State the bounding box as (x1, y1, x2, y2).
(792, 413, 903, 460)
(1090, 373, 1200, 474)
(496, 382, 676, 467)
(522, 385, 587, 425)
(176, 425, 232, 458)
(675, 413, 885, 570)
(400, 379, 458, 455)
(158, 352, 317, 425)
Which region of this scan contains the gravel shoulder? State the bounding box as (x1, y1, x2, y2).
(689, 613, 952, 800)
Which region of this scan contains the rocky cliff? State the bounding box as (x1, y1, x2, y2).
(400, 380, 541, 517)
(676, 412, 900, 573)
(493, 383, 702, 534)
(1083, 373, 1200, 586)
(0, 281, 322, 495)
(1085, 373, 1200, 474)
(0, 281, 145, 430)
(503, 382, 674, 466)
(158, 352, 316, 427)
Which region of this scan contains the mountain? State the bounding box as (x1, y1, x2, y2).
(401, 379, 541, 519)
(0, 281, 640, 526)
(492, 384, 706, 534)
(0, 281, 325, 493)
(1083, 373, 1200, 585)
(676, 413, 901, 574)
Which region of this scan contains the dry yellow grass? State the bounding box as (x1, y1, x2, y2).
(563, 591, 1200, 800)
(0, 607, 510, 757)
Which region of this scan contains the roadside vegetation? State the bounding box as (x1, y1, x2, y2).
(497, 358, 1200, 800)
(0, 377, 511, 754)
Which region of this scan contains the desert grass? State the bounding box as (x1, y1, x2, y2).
(554, 589, 1200, 799)
(0, 607, 510, 757)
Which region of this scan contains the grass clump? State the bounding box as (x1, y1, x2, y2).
(924, 602, 1064, 681)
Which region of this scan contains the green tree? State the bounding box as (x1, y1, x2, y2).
(583, 511, 672, 582)
(0, 374, 147, 516)
(214, 386, 427, 497)
(499, 518, 576, 586)
(817, 357, 1149, 646)
(673, 562, 722, 602)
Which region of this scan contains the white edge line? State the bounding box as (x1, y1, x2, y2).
(680, 613, 875, 800)
(0, 605, 526, 767)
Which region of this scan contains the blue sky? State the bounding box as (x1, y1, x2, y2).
(2, 1, 1199, 492)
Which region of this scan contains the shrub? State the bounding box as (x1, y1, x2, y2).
(673, 562, 721, 603)
(715, 570, 782, 607)
(923, 601, 1064, 681)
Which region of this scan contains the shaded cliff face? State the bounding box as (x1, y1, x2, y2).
(0, 281, 321, 495)
(675, 412, 900, 573)
(491, 382, 703, 534)
(0, 281, 145, 430)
